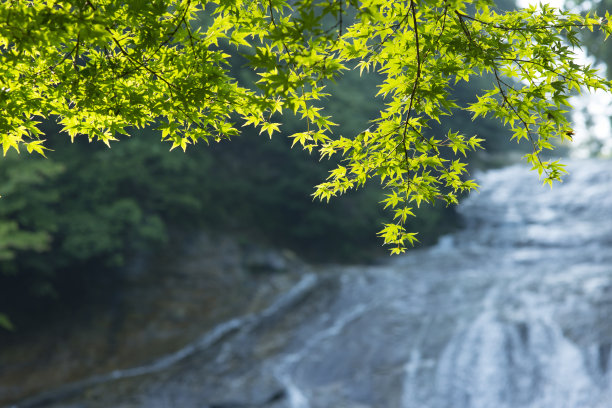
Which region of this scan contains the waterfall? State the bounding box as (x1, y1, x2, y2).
(429, 160, 612, 408)
(435, 312, 598, 408)
(9, 160, 612, 408)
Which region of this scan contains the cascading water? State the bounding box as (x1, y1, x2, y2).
(418, 159, 612, 408)
(10, 160, 612, 408)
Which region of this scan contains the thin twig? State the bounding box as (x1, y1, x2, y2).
(493, 68, 549, 177)
(402, 1, 422, 170)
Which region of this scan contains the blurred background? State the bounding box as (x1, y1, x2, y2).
(1, 0, 612, 406)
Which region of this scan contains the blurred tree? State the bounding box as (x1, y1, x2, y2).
(0, 154, 63, 265)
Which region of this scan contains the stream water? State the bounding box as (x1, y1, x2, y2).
(12, 159, 612, 408)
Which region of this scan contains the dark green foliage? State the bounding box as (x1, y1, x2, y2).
(0, 153, 63, 266)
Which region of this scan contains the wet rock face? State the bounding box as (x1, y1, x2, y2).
(0, 233, 306, 407)
(5, 160, 612, 408)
